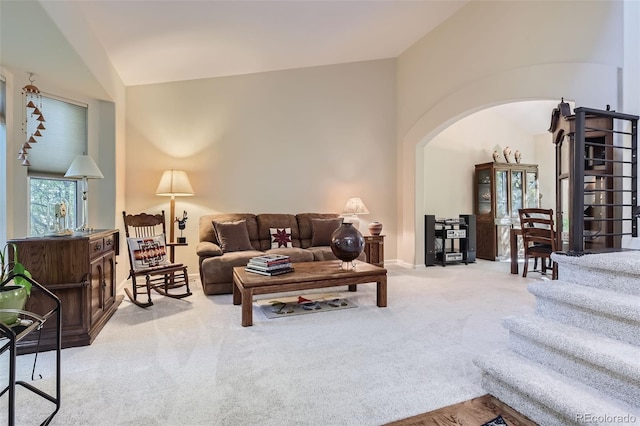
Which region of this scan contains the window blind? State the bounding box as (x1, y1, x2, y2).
(28, 95, 87, 174)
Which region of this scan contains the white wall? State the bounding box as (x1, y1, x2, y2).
(125, 59, 398, 273)
(423, 106, 547, 218)
(397, 0, 624, 266)
(534, 133, 555, 210)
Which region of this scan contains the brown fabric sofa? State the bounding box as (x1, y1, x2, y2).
(197, 213, 365, 295)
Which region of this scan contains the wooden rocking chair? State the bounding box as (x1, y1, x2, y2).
(122, 211, 192, 307)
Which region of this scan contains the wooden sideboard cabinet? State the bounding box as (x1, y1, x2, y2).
(9, 229, 123, 353)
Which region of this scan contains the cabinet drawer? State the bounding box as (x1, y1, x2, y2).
(103, 234, 115, 252)
(89, 238, 106, 259)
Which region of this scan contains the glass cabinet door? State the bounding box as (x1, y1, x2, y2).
(495, 170, 509, 219)
(511, 170, 523, 218)
(560, 178, 570, 251)
(526, 171, 539, 207)
(477, 169, 491, 215)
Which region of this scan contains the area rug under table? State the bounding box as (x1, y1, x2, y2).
(256, 293, 357, 319)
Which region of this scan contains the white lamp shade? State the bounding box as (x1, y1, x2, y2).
(155, 169, 194, 196)
(64, 155, 104, 179)
(342, 197, 369, 215)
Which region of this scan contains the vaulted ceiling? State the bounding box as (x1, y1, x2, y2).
(0, 0, 553, 135)
(2, 1, 468, 88)
(81, 1, 470, 86)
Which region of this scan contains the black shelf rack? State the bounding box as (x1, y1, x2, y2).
(0, 274, 61, 426)
(425, 214, 476, 266)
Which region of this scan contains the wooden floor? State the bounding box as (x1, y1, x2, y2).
(385, 394, 537, 426)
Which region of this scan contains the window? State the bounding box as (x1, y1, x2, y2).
(29, 176, 78, 235)
(27, 94, 87, 235)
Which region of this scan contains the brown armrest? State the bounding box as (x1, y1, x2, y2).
(196, 241, 223, 257)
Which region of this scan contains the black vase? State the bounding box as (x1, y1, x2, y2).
(330, 222, 364, 264)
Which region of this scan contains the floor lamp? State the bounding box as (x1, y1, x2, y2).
(65, 154, 104, 231)
(155, 169, 194, 243)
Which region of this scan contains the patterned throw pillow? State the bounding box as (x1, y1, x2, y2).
(270, 227, 292, 248)
(127, 234, 169, 271)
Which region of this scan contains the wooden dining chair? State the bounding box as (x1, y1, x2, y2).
(518, 208, 558, 280)
(122, 211, 192, 307)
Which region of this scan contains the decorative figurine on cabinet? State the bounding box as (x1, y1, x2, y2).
(503, 146, 512, 163)
(176, 210, 188, 243)
(49, 199, 73, 235)
(515, 150, 522, 164)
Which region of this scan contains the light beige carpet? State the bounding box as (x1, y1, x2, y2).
(2, 261, 540, 426)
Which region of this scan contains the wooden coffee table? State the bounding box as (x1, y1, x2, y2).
(232, 260, 387, 327)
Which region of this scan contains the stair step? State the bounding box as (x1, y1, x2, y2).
(528, 281, 640, 345)
(474, 350, 640, 425)
(503, 315, 640, 407)
(553, 252, 640, 296)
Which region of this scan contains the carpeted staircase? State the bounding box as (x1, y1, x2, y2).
(474, 251, 640, 425)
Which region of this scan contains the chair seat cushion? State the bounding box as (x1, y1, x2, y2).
(136, 263, 185, 275)
(528, 244, 552, 255)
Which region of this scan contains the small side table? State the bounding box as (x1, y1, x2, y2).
(364, 235, 384, 267)
(167, 241, 188, 263)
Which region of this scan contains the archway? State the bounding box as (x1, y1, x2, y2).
(398, 62, 621, 267)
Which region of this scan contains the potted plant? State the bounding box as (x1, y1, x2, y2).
(0, 243, 32, 325)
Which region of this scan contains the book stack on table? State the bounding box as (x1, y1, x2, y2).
(245, 254, 294, 276)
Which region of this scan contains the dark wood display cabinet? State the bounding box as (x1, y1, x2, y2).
(549, 102, 639, 255)
(474, 162, 539, 260)
(8, 229, 123, 353)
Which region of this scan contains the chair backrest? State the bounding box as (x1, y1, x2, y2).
(518, 208, 556, 250)
(122, 211, 170, 272)
(122, 211, 167, 239)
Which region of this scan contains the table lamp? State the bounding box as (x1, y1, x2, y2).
(155, 169, 194, 243)
(65, 154, 104, 231)
(342, 197, 369, 230)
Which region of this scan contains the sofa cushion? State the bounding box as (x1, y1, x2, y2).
(305, 246, 338, 262)
(213, 220, 254, 253)
(200, 249, 265, 285)
(269, 227, 292, 248)
(296, 213, 341, 248)
(264, 247, 315, 263)
(310, 217, 343, 247)
(306, 246, 366, 262)
(257, 214, 301, 250)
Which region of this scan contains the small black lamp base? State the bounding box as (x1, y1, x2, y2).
(177, 237, 186, 244)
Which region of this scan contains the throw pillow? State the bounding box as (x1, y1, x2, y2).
(270, 227, 292, 248)
(310, 218, 343, 247)
(213, 220, 254, 252)
(127, 234, 169, 271)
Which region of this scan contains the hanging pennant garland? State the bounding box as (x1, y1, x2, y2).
(19, 72, 46, 167)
